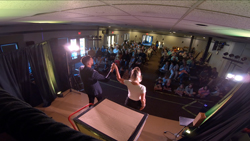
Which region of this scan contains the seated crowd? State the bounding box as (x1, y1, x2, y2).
(154, 48, 232, 99)
(87, 42, 232, 100)
(87, 41, 154, 79)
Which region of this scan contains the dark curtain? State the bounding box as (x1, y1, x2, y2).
(0, 52, 24, 101)
(180, 82, 250, 141)
(49, 39, 70, 92)
(28, 42, 58, 107)
(0, 41, 58, 107)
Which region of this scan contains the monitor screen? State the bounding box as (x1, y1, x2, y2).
(142, 35, 153, 46)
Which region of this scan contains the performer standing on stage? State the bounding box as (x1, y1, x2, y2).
(79, 55, 112, 105)
(111, 63, 146, 110)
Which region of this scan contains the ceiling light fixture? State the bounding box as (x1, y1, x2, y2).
(196, 24, 208, 27)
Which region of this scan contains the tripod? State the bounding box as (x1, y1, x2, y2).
(65, 51, 82, 96)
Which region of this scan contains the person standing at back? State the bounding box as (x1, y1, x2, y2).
(112, 64, 146, 110)
(79, 55, 111, 105)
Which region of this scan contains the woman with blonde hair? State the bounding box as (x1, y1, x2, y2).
(111, 64, 146, 110)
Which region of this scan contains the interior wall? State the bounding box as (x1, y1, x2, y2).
(208, 39, 235, 77)
(192, 38, 208, 53)
(162, 35, 191, 48)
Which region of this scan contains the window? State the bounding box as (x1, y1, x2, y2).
(107, 35, 115, 47)
(70, 39, 77, 59)
(124, 34, 129, 41)
(79, 38, 86, 57)
(111, 35, 115, 46)
(0, 43, 18, 53)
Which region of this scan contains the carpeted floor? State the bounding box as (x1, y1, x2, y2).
(75, 52, 220, 121)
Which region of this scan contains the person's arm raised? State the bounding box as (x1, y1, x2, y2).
(113, 64, 125, 84)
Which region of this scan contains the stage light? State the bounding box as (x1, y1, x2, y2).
(57, 91, 63, 97)
(68, 45, 80, 51)
(234, 75, 243, 81)
(186, 129, 191, 134)
(226, 73, 235, 79)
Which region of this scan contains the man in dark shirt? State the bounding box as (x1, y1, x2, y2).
(79, 55, 111, 104)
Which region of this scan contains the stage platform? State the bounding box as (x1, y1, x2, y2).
(36, 89, 184, 141)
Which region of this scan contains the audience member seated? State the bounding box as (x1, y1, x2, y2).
(162, 49, 168, 57)
(160, 56, 168, 67)
(182, 51, 188, 59)
(169, 63, 179, 80)
(197, 85, 210, 98)
(102, 61, 110, 73)
(108, 48, 113, 54)
(163, 79, 172, 92)
(154, 78, 163, 91)
(210, 86, 222, 97)
(113, 46, 120, 54)
(174, 84, 185, 96)
(129, 56, 136, 69)
(187, 57, 195, 68)
(184, 83, 196, 97)
(93, 56, 105, 70)
(178, 52, 183, 62)
(114, 52, 122, 67)
(199, 67, 210, 86)
(122, 50, 131, 67)
(171, 53, 178, 61)
(179, 61, 190, 84)
(88, 47, 95, 58)
(159, 61, 169, 75)
(134, 56, 142, 67)
(168, 49, 173, 56)
(162, 75, 169, 85)
(121, 46, 126, 55)
(95, 47, 102, 57)
(207, 67, 218, 86)
(101, 45, 106, 53)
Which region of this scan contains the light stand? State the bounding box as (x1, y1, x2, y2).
(64, 44, 82, 96)
(66, 51, 73, 92)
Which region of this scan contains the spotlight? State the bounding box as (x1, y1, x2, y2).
(226, 73, 235, 79)
(223, 52, 228, 56)
(234, 75, 243, 81)
(68, 45, 80, 51)
(235, 55, 240, 59)
(186, 129, 191, 134)
(229, 54, 234, 57)
(241, 57, 247, 61)
(57, 91, 63, 97)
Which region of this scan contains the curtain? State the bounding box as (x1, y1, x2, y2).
(180, 82, 250, 141)
(0, 41, 58, 107)
(0, 52, 23, 100)
(28, 42, 58, 107)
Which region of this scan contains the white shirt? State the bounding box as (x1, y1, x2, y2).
(113, 48, 119, 54)
(124, 80, 146, 101)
